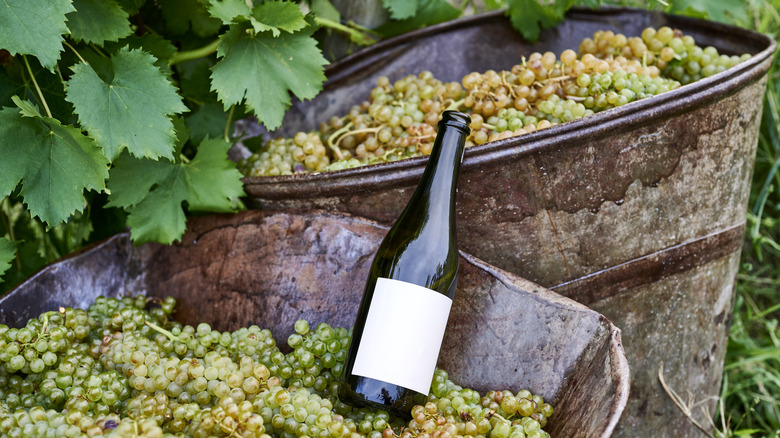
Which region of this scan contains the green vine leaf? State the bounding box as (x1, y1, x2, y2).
(210, 23, 327, 130)
(106, 138, 245, 244)
(0, 0, 74, 70)
(0, 57, 74, 123)
(66, 0, 133, 45)
(115, 0, 146, 14)
(209, 1, 307, 36)
(0, 98, 109, 227)
(667, 0, 746, 23)
(65, 47, 188, 161)
(310, 0, 341, 22)
(0, 237, 16, 282)
(186, 102, 231, 143)
(207, 0, 252, 24)
(381, 0, 419, 20)
(160, 0, 222, 37)
(506, 0, 575, 41)
(248, 2, 308, 36)
(376, 0, 459, 37)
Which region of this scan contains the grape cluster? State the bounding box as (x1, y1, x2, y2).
(238, 26, 751, 177)
(1, 295, 553, 437)
(0, 307, 91, 375)
(239, 73, 465, 177)
(580, 27, 750, 85)
(241, 133, 331, 177)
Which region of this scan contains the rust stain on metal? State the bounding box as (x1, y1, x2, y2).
(550, 223, 746, 305)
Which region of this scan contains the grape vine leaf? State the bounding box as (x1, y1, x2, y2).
(115, 0, 146, 14)
(0, 237, 15, 281)
(0, 0, 74, 70)
(66, 0, 133, 45)
(668, 0, 746, 23)
(310, 0, 341, 22)
(210, 23, 328, 130)
(106, 138, 245, 244)
(208, 0, 252, 24)
(65, 47, 188, 161)
(506, 0, 571, 41)
(107, 33, 178, 74)
(376, 0, 459, 37)
(176, 58, 215, 104)
(482, 0, 504, 10)
(0, 57, 75, 123)
(248, 2, 308, 36)
(113, 34, 177, 63)
(186, 102, 231, 143)
(160, 0, 222, 37)
(381, 0, 419, 20)
(0, 98, 109, 227)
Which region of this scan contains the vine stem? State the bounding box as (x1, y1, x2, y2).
(169, 39, 220, 66)
(224, 104, 236, 143)
(0, 199, 20, 272)
(314, 16, 377, 46)
(22, 55, 53, 118)
(63, 41, 88, 65)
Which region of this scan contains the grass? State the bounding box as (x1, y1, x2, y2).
(715, 0, 780, 435)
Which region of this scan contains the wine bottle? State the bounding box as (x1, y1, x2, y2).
(339, 110, 471, 416)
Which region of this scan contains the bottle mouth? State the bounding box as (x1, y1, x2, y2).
(439, 110, 471, 133)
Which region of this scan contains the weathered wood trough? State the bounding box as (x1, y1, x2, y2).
(0, 210, 629, 437)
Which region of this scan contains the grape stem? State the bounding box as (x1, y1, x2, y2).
(536, 75, 572, 85)
(217, 417, 244, 438)
(22, 55, 53, 119)
(326, 121, 353, 159)
(486, 410, 517, 428)
(445, 98, 465, 111)
(500, 72, 518, 99)
(144, 320, 179, 343)
(40, 310, 58, 335)
(339, 126, 384, 138)
(469, 90, 497, 101)
(331, 126, 386, 156)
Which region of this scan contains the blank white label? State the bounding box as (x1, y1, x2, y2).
(352, 277, 453, 395)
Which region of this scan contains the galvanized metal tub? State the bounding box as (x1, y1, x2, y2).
(0, 210, 629, 438)
(239, 8, 776, 437)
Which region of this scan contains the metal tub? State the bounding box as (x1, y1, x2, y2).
(240, 8, 776, 437)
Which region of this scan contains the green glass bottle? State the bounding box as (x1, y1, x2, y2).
(339, 110, 471, 416)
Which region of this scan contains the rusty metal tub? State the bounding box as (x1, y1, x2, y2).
(239, 8, 776, 437)
(0, 210, 629, 437)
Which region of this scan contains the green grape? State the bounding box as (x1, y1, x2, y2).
(1, 295, 559, 438)
(237, 26, 749, 178)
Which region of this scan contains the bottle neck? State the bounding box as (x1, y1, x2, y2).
(407, 125, 467, 229)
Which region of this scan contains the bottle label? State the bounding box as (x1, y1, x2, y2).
(352, 277, 453, 395)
